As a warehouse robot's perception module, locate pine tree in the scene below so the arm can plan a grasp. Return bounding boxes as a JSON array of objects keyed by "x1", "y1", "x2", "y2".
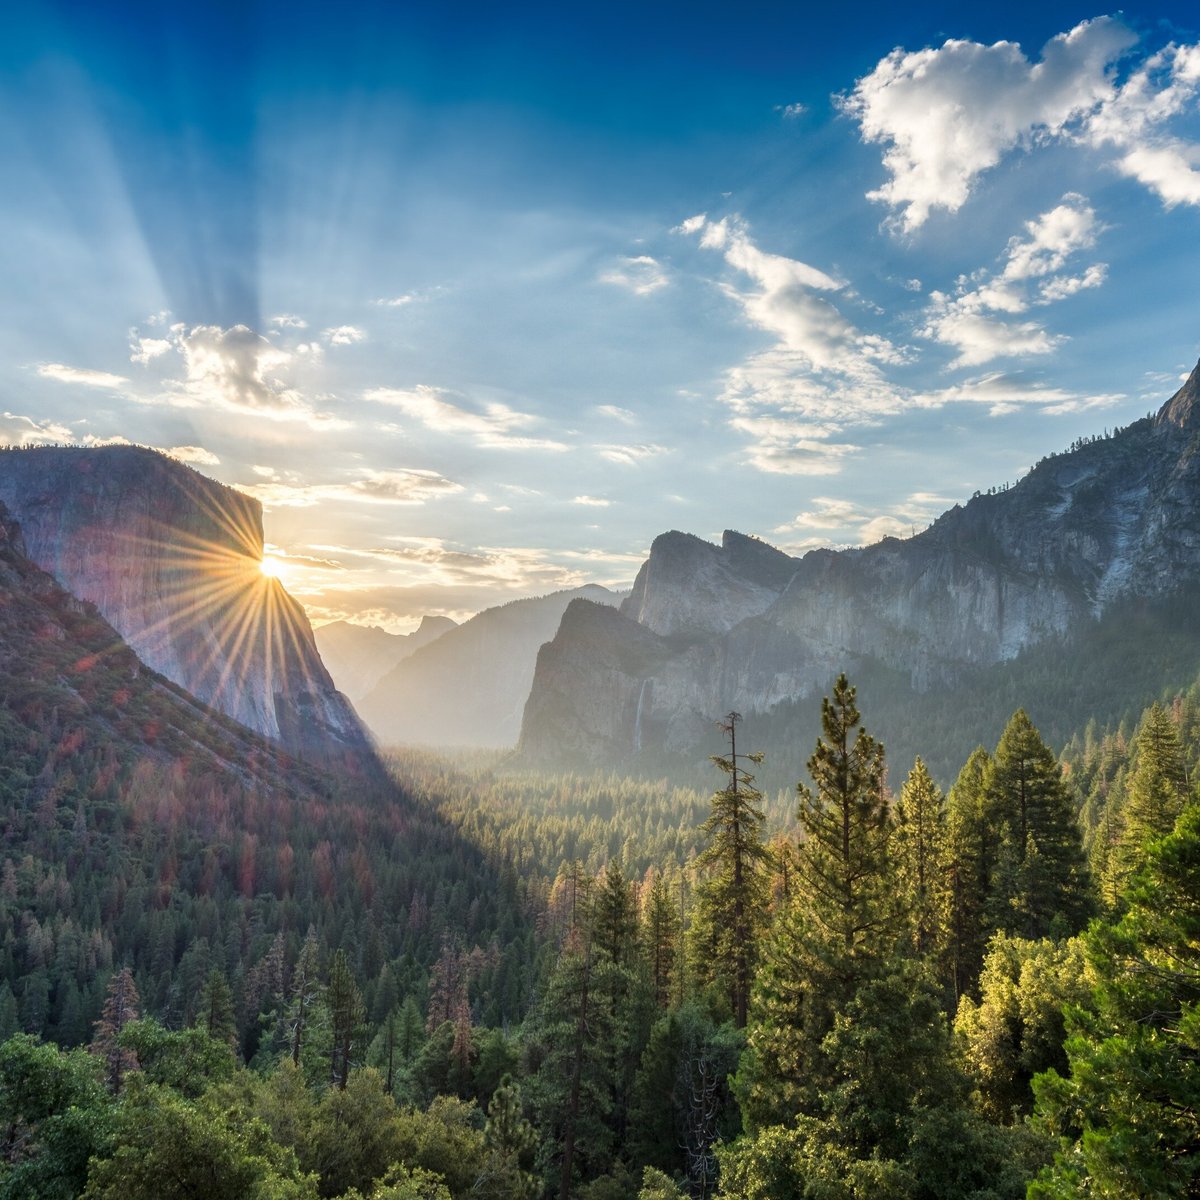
[
  {"x1": 327, "y1": 948, "x2": 365, "y2": 1090},
  {"x1": 985, "y1": 710, "x2": 1092, "y2": 939},
  {"x1": 642, "y1": 871, "x2": 680, "y2": 1010},
  {"x1": 943, "y1": 747, "x2": 994, "y2": 1000},
  {"x1": 91, "y1": 966, "x2": 140, "y2": 1094},
  {"x1": 690, "y1": 712, "x2": 771, "y2": 1027},
  {"x1": 893, "y1": 757, "x2": 946, "y2": 959},
  {"x1": 737, "y1": 675, "x2": 897, "y2": 1130},
  {"x1": 479, "y1": 1077, "x2": 539, "y2": 1200},
  {"x1": 793, "y1": 674, "x2": 894, "y2": 958},
  {"x1": 1105, "y1": 702, "x2": 1189, "y2": 900},
  {"x1": 197, "y1": 967, "x2": 238, "y2": 1051},
  {"x1": 1031, "y1": 801, "x2": 1200, "y2": 1197},
  {"x1": 287, "y1": 930, "x2": 321, "y2": 1069}
]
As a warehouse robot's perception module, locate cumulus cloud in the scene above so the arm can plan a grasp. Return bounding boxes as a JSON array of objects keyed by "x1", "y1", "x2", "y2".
[
  {"x1": 921, "y1": 195, "x2": 1107, "y2": 366},
  {"x1": 324, "y1": 325, "x2": 366, "y2": 346},
  {"x1": 129, "y1": 336, "x2": 172, "y2": 365},
  {"x1": 845, "y1": 19, "x2": 1200, "y2": 228},
  {"x1": 175, "y1": 324, "x2": 304, "y2": 414},
  {"x1": 37, "y1": 363, "x2": 128, "y2": 389},
  {"x1": 1083, "y1": 42, "x2": 1200, "y2": 206},
  {"x1": 240, "y1": 468, "x2": 464, "y2": 508},
  {"x1": 366, "y1": 384, "x2": 568, "y2": 451},
  {"x1": 841, "y1": 18, "x2": 1136, "y2": 230},
  {"x1": 599, "y1": 255, "x2": 669, "y2": 295}
]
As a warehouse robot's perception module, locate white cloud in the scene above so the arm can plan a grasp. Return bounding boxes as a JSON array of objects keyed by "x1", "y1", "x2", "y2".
[
  {"x1": 270, "y1": 314, "x2": 308, "y2": 329},
  {"x1": 572, "y1": 495, "x2": 612, "y2": 507},
  {"x1": 129, "y1": 336, "x2": 172, "y2": 365},
  {"x1": 921, "y1": 195, "x2": 1106, "y2": 365},
  {"x1": 324, "y1": 325, "x2": 366, "y2": 346},
  {"x1": 240, "y1": 468, "x2": 464, "y2": 509},
  {"x1": 366, "y1": 384, "x2": 568, "y2": 451},
  {"x1": 1084, "y1": 42, "x2": 1200, "y2": 207},
  {"x1": 599, "y1": 255, "x2": 669, "y2": 295},
  {"x1": 913, "y1": 372, "x2": 1123, "y2": 416},
  {"x1": 841, "y1": 18, "x2": 1137, "y2": 230},
  {"x1": 595, "y1": 404, "x2": 637, "y2": 424},
  {"x1": 594, "y1": 442, "x2": 667, "y2": 465},
  {"x1": 375, "y1": 294, "x2": 415, "y2": 307},
  {"x1": 165, "y1": 445, "x2": 220, "y2": 465},
  {"x1": 0, "y1": 412, "x2": 74, "y2": 446},
  {"x1": 775, "y1": 491, "x2": 949, "y2": 543},
  {"x1": 778, "y1": 102, "x2": 808, "y2": 118},
  {"x1": 175, "y1": 324, "x2": 305, "y2": 415},
  {"x1": 37, "y1": 363, "x2": 128, "y2": 389}
]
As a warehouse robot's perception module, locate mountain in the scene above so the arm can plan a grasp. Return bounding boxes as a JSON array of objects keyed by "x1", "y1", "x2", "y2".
[
  {"x1": 357, "y1": 584, "x2": 624, "y2": 747},
  {"x1": 314, "y1": 615, "x2": 457, "y2": 703},
  {"x1": 518, "y1": 361, "x2": 1200, "y2": 782},
  {"x1": 0, "y1": 446, "x2": 372, "y2": 770}
]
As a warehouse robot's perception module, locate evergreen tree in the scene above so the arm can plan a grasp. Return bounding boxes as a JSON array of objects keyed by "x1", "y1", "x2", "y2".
[
  {"x1": 90, "y1": 967, "x2": 140, "y2": 1095},
  {"x1": 1031, "y1": 801, "x2": 1200, "y2": 1197},
  {"x1": 984, "y1": 711, "x2": 1092, "y2": 939},
  {"x1": 327, "y1": 949, "x2": 365, "y2": 1090},
  {"x1": 690, "y1": 713, "x2": 771, "y2": 1027},
  {"x1": 1104, "y1": 702, "x2": 1189, "y2": 901},
  {"x1": 478, "y1": 1077, "x2": 539, "y2": 1200},
  {"x1": 288, "y1": 932, "x2": 321, "y2": 1070},
  {"x1": 737, "y1": 676, "x2": 896, "y2": 1130},
  {"x1": 894, "y1": 758, "x2": 946, "y2": 959},
  {"x1": 641, "y1": 871, "x2": 679, "y2": 1011},
  {"x1": 197, "y1": 968, "x2": 238, "y2": 1052},
  {"x1": 943, "y1": 747, "x2": 994, "y2": 1000}
]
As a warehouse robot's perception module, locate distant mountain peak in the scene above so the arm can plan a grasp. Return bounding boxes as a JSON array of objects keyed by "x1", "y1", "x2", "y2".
[{"x1": 1156, "y1": 358, "x2": 1200, "y2": 429}]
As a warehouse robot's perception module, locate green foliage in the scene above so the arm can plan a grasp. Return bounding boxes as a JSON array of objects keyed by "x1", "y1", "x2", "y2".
[
  {"x1": 0, "y1": 1034, "x2": 111, "y2": 1200},
  {"x1": 984, "y1": 711, "x2": 1092, "y2": 940},
  {"x1": 81, "y1": 1076, "x2": 316, "y2": 1200},
  {"x1": 954, "y1": 935, "x2": 1089, "y2": 1123},
  {"x1": 1031, "y1": 801, "x2": 1200, "y2": 1198}
]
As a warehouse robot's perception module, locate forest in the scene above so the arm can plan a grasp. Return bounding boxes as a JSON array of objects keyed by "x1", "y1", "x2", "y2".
[{"x1": 0, "y1": 672, "x2": 1197, "y2": 1199}]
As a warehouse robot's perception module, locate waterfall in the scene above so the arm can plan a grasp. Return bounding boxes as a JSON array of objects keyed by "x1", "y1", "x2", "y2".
[{"x1": 634, "y1": 678, "x2": 649, "y2": 752}]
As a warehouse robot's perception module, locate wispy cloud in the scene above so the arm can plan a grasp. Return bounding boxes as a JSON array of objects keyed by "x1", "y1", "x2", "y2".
[
  {"x1": 239, "y1": 468, "x2": 464, "y2": 508},
  {"x1": 367, "y1": 384, "x2": 568, "y2": 451},
  {"x1": 37, "y1": 363, "x2": 128, "y2": 389},
  {"x1": 593, "y1": 442, "x2": 667, "y2": 465},
  {"x1": 165, "y1": 445, "x2": 220, "y2": 465},
  {"x1": 599, "y1": 255, "x2": 669, "y2": 295},
  {"x1": 324, "y1": 325, "x2": 366, "y2": 346}
]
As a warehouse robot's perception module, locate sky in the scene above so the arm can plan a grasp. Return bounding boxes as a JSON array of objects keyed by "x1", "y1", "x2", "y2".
[{"x1": 2, "y1": 0, "x2": 1199, "y2": 631}]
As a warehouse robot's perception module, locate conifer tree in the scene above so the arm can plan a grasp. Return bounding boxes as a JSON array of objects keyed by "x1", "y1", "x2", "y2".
[
  {"x1": 91, "y1": 966, "x2": 140, "y2": 1094},
  {"x1": 288, "y1": 931, "x2": 321, "y2": 1069},
  {"x1": 197, "y1": 967, "x2": 238, "y2": 1051},
  {"x1": 985, "y1": 710, "x2": 1091, "y2": 939},
  {"x1": 690, "y1": 712, "x2": 771, "y2": 1027},
  {"x1": 943, "y1": 747, "x2": 994, "y2": 999},
  {"x1": 737, "y1": 675, "x2": 896, "y2": 1130},
  {"x1": 1031, "y1": 801, "x2": 1200, "y2": 1197},
  {"x1": 327, "y1": 948, "x2": 365, "y2": 1090},
  {"x1": 1105, "y1": 702, "x2": 1189, "y2": 901},
  {"x1": 894, "y1": 757, "x2": 946, "y2": 959},
  {"x1": 642, "y1": 871, "x2": 680, "y2": 1010}
]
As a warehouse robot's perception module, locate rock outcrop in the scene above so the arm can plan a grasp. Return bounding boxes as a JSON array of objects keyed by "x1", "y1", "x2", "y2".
[
  {"x1": 0, "y1": 446, "x2": 373, "y2": 770},
  {"x1": 518, "y1": 360, "x2": 1200, "y2": 771}
]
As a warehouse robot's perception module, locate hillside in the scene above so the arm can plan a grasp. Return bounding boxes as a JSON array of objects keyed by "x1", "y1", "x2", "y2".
[{"x1": 314, "y1": 615, "x2": 457, "y2": 703}]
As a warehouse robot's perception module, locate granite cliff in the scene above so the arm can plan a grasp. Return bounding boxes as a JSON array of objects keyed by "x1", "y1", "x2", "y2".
[
  {"x1": 0, "y1": 446, "x2": 373, "y2": 770},
  {"x1": 519, "y1": 360, "x2": 1200, "y2": 775}
]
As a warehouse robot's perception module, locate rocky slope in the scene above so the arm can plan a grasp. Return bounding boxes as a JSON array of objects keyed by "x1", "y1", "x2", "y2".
[
  {"x1": 358, "y1": 585, "x2": 623, "y2": 747},
  {"x1": 314, "y1": 615, "x2": 457, "y2": 703},
  {"x1": 0, "y1": 446, "x2": 373, "y2": 770},
  {"x1": 519, "y1": 360, "x2": 1200, "y2": 774}
]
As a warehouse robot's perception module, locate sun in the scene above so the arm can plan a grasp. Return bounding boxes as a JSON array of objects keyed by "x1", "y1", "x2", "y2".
[{"x1": 260, "y1": 555, "x2": 286, "y2": 580}]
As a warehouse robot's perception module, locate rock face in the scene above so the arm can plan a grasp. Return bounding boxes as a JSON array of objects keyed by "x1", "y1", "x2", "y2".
[
  {"x1": 315, "y1": 615, "x2": 457, "y2": 703},
  {"x1": 0, "y1": 446, "x2": 373, "y2": 770},
  {"x1": 358, "y1": 585, "x2": 623, "y2": 747},
  {"x1": 518, "y1": 361, "x2": 1200, "y2": 769}
]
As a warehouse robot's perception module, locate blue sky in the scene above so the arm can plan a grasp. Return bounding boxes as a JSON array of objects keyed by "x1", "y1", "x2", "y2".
[{"x1": 2, "y1": 1, "x2": 1199, "y2": 629}]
